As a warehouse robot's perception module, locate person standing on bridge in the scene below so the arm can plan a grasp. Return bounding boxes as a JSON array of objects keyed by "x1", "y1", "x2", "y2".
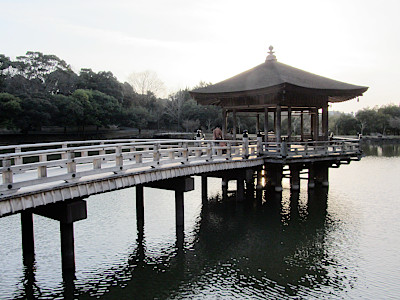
[{"x1": 213, "y1": 126, "x2": 223, "y2": 141}]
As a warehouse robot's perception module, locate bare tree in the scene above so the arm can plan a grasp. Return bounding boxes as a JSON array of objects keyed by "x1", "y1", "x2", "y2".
[
  {"x1": 164, "y1": 90, "x2": 187, "y2": 131},
  {"x1": 182, "y1": 119, "x2": 200, "y2": 132},
  {"x1": 127, "y1": 70, "x2": 166, "y2": 97}
]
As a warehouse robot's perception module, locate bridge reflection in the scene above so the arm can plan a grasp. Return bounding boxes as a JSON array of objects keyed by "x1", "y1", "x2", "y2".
[{"x1": 15, "y1": 186, "x2": 347, "y2": 299}]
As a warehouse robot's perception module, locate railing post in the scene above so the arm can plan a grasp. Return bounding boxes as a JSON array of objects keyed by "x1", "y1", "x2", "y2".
[
  {"x1": 281, "y1": 139, "x2": 287, "y2": 157},
  {"x1": 99, "y1": 142, "x2": 106, "y2": 156},
  {"x1": 2, "y1": 159, "x2": 13, "y2": 188},
  {"x1": 15, "y1": 147, "x2": 23, "y2": 165},
  {"x1": 153, "y1": 143, "x2": 160, "y2": 165},
  {"x1": 93, "y1": 158, "x2": 102, "y2": 169},
  {"x1": 226, "y1": 142, "x2": 232, "y2": 159},
  {"x1": 38, "y1": 165, "x2": 47, "y2": 178},
  {"x1": 169, "y1": 148, "x2": 175, "y2": 160},
  {"x1": 116, "y1": 145, "x2": 123, "y2": 168},
  {"x1": 242, "y1": 130, "x2": 249, "y2": 158},
  {"x1": 135, "y1": 153, "x2": 143, "y2": 164},
  {"x1": 62, "y1": 143, "x2": 68, "y2": 159},
  {"x1": 182, "y1": 142, "x2": 189, "y2": 162},
  {"x1": 67, "y1": 151, "x2": 76, "y2": 177},
  {"x1": 207, "y1": 142, "x2": 213, "y2": 161},
  {"x1": 257, "y1": 131, "x2": 263, "y2": 156}
]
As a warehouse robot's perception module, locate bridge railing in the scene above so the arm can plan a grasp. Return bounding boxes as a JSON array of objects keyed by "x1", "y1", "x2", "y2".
[
  {"x1": 0, "y1": 139, "x2": 259, "y2": 194},
  {"x1": 261, "y1": 138, "x2": 361, "y2": 158},
  {"x1": 0, "y1": 137, "x2": 361, "y2": 195}
]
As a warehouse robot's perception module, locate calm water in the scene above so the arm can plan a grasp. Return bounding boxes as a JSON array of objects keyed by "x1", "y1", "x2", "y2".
[{"x1": 1, "y1": 144, "x2": 400, "y2": 299}]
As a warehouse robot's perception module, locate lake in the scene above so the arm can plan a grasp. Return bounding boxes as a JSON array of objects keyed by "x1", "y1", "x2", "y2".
[{"x1": 0, "y1": 144, "x2": 399, "y2": 299}]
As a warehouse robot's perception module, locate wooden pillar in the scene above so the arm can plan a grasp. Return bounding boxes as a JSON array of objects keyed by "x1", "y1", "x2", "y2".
[
  {"x1": 136, "y1": 185, "x2": 144, "y2": 223},
  {"x1": 232, "y1": 109, "x2": 237, "y2": 140},
  {"x1": 237, "y1": 178, "x2": 245, "y2": 202},
  {"x1": 300, "y1": 110, "x2": 304, "y2": 141},
  {"x1": 222, "y1": 177, "x2": 228, "y2": 200},
  {"x1": 322, "y1": 101, "x2": 329, "y2": 141},
  {"x1": 201, "y1": 175, "x2": 208, "y2": 204},
  {"x1": 308, "y1": 165, "x2": 315, "y2": 189},
  {"x1": 276, "y1": 105, "x2": 282, "y2": 142},
  {"x1": 222, "y1": 109, "x2": 227, "y2": 139},
  {"x1": 290, "y1": 164, "x2": 301, "y2": 191},
  {"x1": 60, "y1": 222, "x2": 75, "y2": 271},
  {"x1": 287, "y1": 106, "x2": 292, "y2": 142},
  {"x1": 21, "y1": 211, "x2": 35, "y2": 263},
  {"x1": 275, "y1": 165, "x2": 283, "y2": 192},
  {"x1": 175, "y1": 190, "x2": 184, "y2": 228},
  {"x1": 264, "y1": 107, "x2": 269, "y2": 142},
  {"x1": 315, "y1": 163, "x2": 329, "y2": 187},
  {"x1": 314, "y1": 108, "x2": 319, "y2": 141},
  {"x1": 310, "y1": 110, "x2": 314, "y2": 140}
]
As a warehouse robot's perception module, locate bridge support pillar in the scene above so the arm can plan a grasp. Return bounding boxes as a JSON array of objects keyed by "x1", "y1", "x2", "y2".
[
  {"x1": 237, "y1": 177, "x2": 245, "y2": 202},
  {"x1": 290, "y1": 165, "x2": 301, "y2": 191},
  {"x1": 222, "y1": 177, "x2": 228, "y2": 200},
  {"x1": 201, "y1": 175, "x2": 208, "y2": 204},
  {"x1": 60, "y1": 222, "x2": 75, "y2": 272},
  {"x1": 274, "y1": 165, "x2": 283, "y2": 192},
  {"x1": 34, "y1": 199, "x2": 87, "y2": 272},
  {"x1": 144, "y1": 177, "x2": 194, "y2": 229},
  {"x1": 21, "y1": 211, "x2": 35, "y2": 264},
  {"x1": 308, "y1": 165, "x2": 315, "y2": 189},
  {"x1": 136, "y1": 185, "x2": 144, "y2": 224},
  {"x1": 315, "y1": 163, "x2": 329, "y2": 187},
  {"x1": 175, "y1": 190, "x2": 184, "y2": 228}
]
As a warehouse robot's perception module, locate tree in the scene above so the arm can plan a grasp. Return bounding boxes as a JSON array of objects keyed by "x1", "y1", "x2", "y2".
[
  {"x1": 0, "y1": 54, "x2": 12, "y2": 91},
  {"x1": 182, "y1": 119, "x2": 200, "y2": 132},
  {"x1": 165, "y1": 89, "x2": 190, "y2": 130},
  {"x1": 13, "y1": 51, "x2": 71, "y2": 81},
  {"x1": 16, "y1": 97, "x2": 57, "y2": 133},
  {"x1": 356, "y1": 108, "x2": 378, "y2": 135},
  {"x1": 127, "y1": 70, "x2": 165, "y2": 97},
  {"x1": 0, "y1": 93, "x2": 22, "y2": 129},
  {"x1": 45, "y1": 69, "x2": 78, "y2": 95},
  {"x1": 52, "y1": 94, "x2": 83, "y2": 132},
  {"x1": 120, "y1": 106, "x2": 149, "y2": 134},
  {"x1": 335, "y1": 113, "x2": 360, "y2": 135},
  {"x1": 78, "y1": 69, "x2": 124, "y2": 102}
]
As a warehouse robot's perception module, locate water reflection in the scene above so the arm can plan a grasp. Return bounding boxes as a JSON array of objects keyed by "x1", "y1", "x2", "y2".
[
  {"x1": 362, "y1": 143, "x2": 400, "y2": 157},
  {"x1": 11, "y1": 186, "x2": 356, "y2": 299},
  {"x1": 62, "y1": 187, "x2": 348, "y2": 299}
]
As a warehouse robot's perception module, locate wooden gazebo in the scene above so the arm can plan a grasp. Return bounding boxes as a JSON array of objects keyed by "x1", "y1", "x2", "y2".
[{"x1": 190, "y1": 46, "x2": 368, "y2": 142}]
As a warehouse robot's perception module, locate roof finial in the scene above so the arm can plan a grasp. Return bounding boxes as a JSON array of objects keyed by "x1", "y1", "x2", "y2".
[{"x1": 266, "y1": 45, "x2": 277, "y2": 62}]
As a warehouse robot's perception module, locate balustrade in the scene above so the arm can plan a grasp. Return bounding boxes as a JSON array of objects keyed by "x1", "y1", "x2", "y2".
[{"x1": 0, "y1": 137, "x2": 361, "y2": 195}]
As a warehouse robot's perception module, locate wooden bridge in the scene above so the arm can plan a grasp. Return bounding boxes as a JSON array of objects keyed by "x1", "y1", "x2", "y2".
[
  {"x1": 0, "y1": 136, "x2": 361, "y2": 216},
  {"x1": 0, "y1": 136, "x2": 362, "y2": 272}
]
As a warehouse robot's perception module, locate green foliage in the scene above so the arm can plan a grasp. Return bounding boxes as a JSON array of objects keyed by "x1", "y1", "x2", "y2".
[{"x1": 0, "y1": 93, "x2": 22, "y2": 129}]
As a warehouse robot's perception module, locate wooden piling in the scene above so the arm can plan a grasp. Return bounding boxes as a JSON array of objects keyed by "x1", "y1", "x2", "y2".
[{"x1": 21, "y1": 211, "x2": 35, "y2": 263}]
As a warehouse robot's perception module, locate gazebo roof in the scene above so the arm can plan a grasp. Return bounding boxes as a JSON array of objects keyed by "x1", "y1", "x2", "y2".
[{"x1": 190, "y1": 46, "x2": 368, "y2": 107}]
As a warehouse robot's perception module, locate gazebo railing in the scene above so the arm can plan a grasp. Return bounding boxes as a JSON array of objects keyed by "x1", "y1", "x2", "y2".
[{"x1": 261, "y1": 137, "x2": 361, "y2": 158}]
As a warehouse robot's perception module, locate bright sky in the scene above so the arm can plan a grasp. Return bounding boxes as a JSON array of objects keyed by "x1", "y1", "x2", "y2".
[{"x1": 2, "y1": 0, "x2": 400, "y2": 112}]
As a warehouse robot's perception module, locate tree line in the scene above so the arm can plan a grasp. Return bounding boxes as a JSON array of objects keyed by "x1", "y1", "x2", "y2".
[
  {"x1": 1, "y1": 51, "x2": 399, "y2": 136},
  {"x1": 0, "y1": 51, "x2": 228, "y2": 134}
]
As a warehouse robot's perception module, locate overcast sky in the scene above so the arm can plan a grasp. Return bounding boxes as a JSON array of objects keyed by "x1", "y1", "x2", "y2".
[{"x1": 2, "y1": 0, "x2": 400, "y2": 112}]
